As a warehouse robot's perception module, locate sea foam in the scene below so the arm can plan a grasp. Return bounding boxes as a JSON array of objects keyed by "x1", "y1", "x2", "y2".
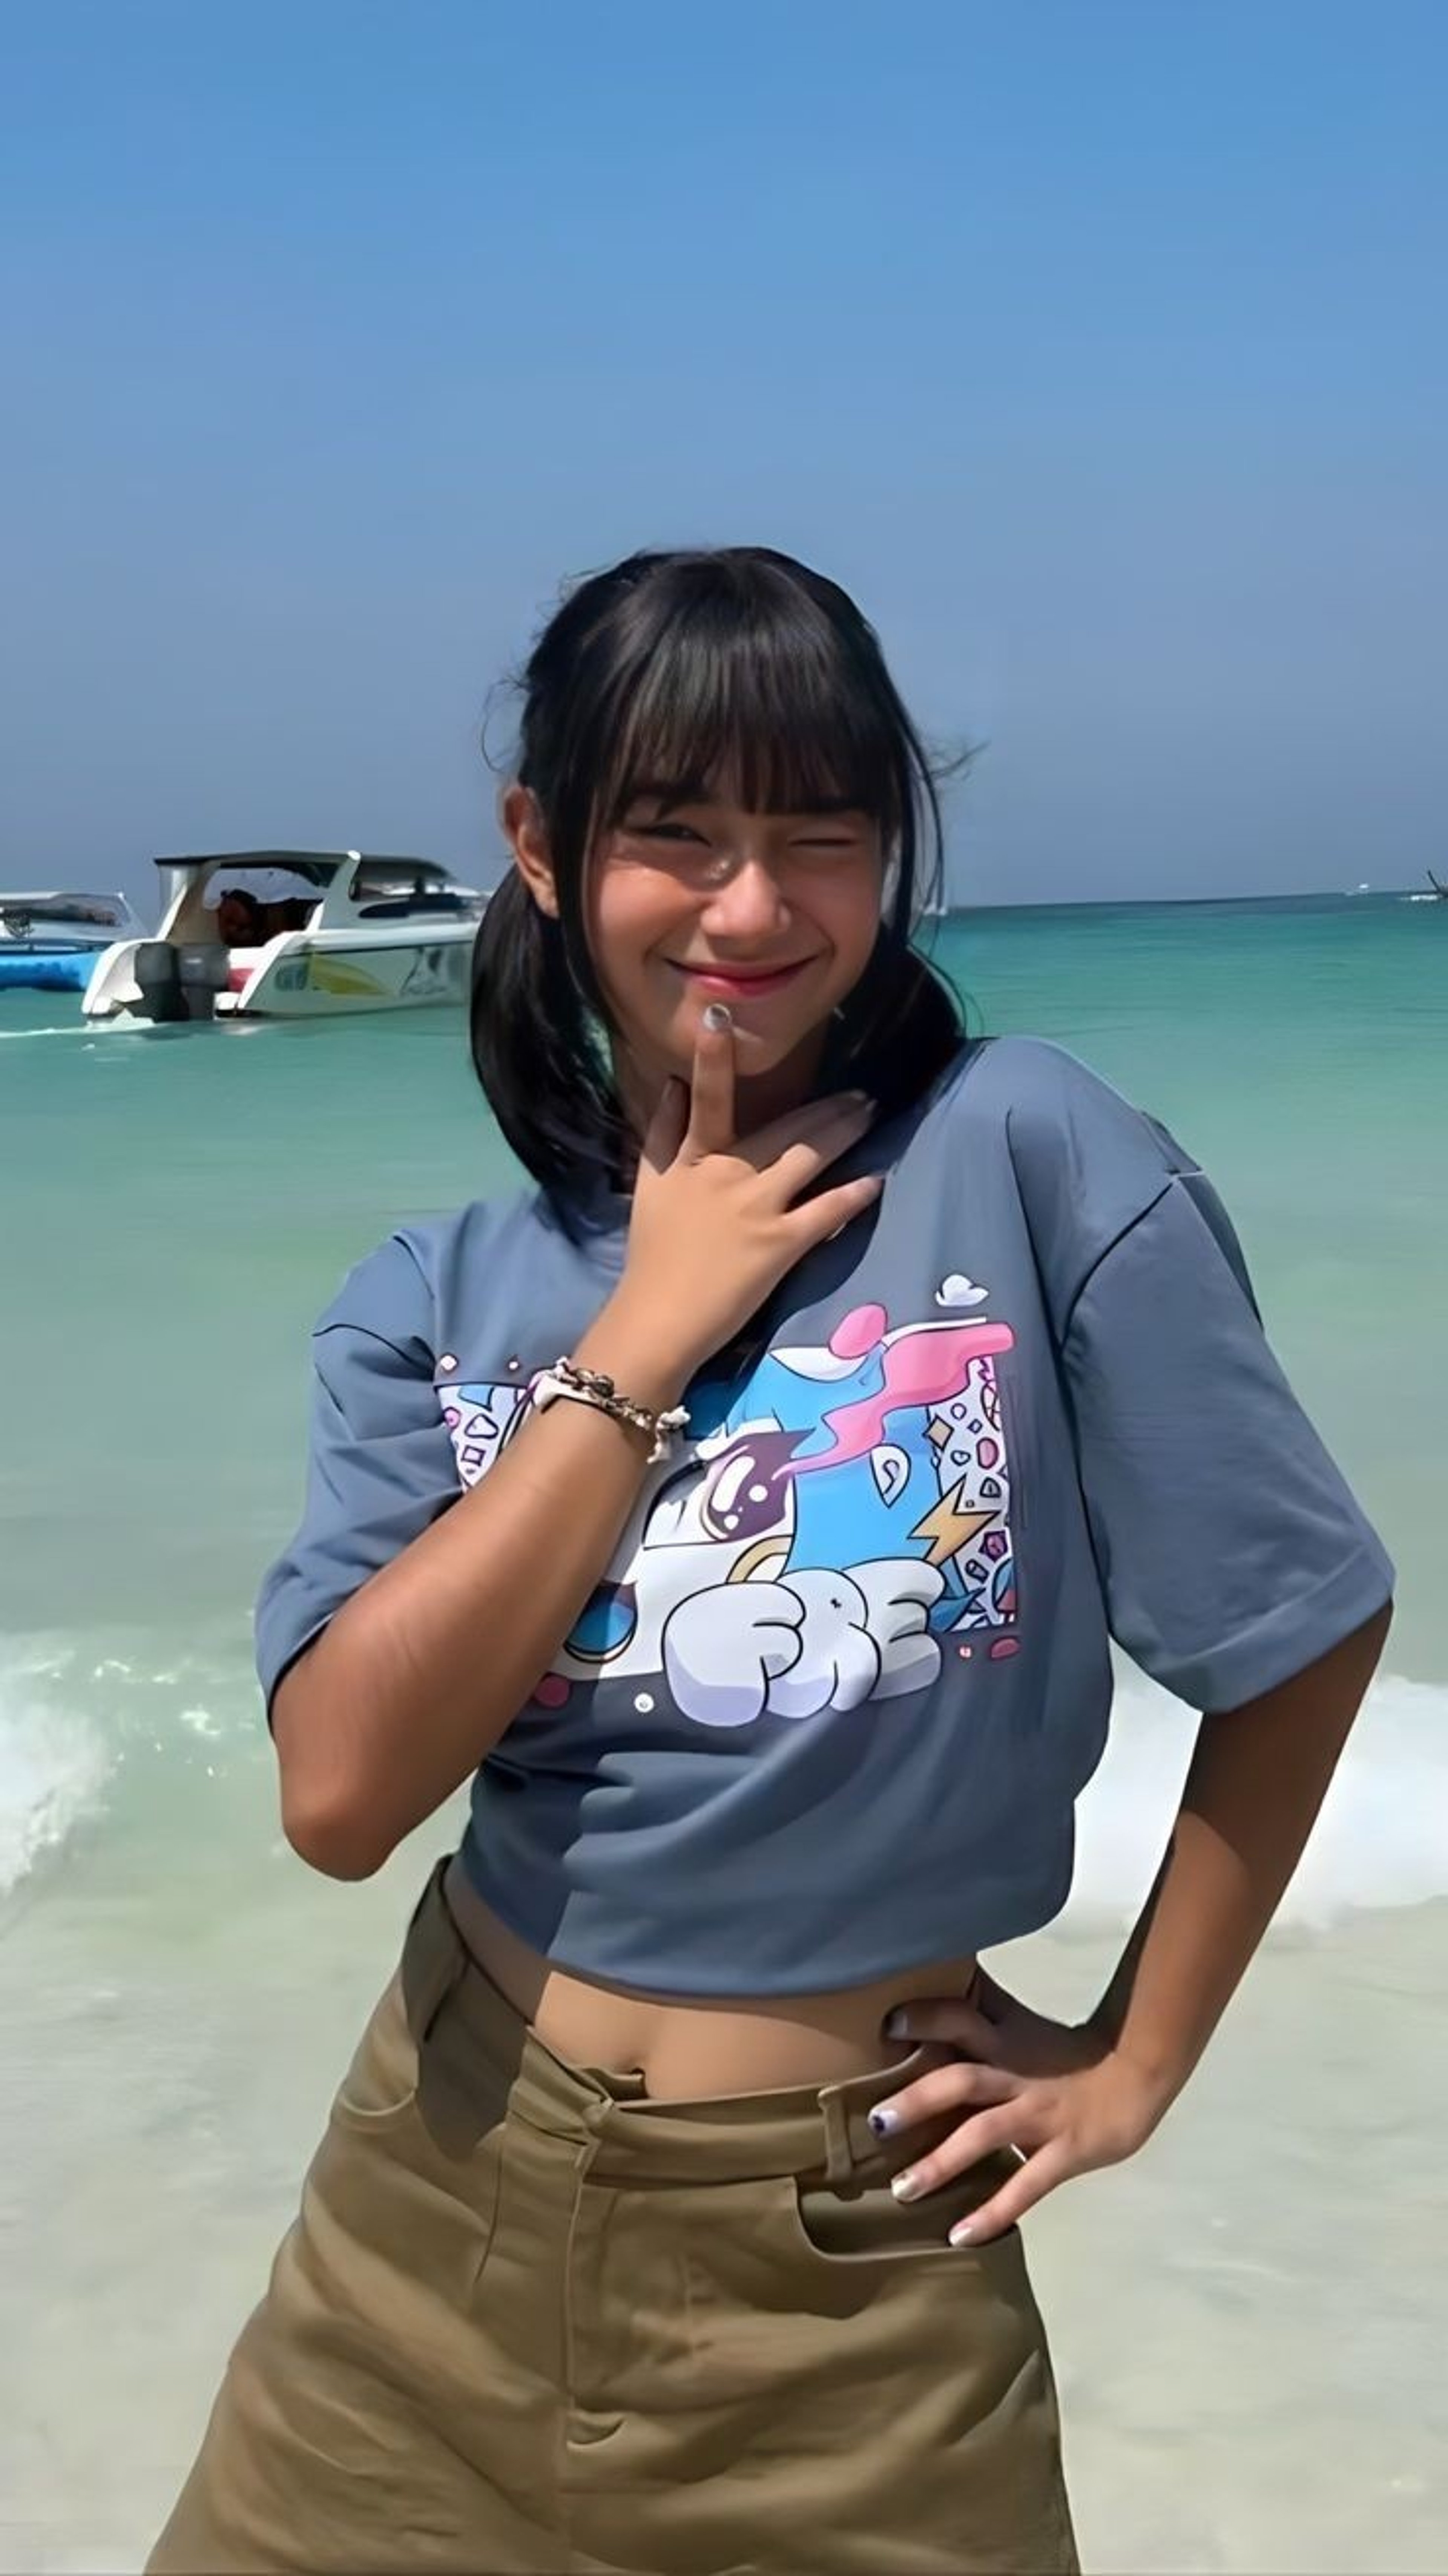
[
  {"x1": 0, "y1": 1656, "x2": 112, "y2": 1898},
  {"x1": 2, "y1": 1646, "x2": 1445, "y2": 1925},
  {"x1": 1069, "y1": 1667, "x2": 1448, "y2": 1930}
]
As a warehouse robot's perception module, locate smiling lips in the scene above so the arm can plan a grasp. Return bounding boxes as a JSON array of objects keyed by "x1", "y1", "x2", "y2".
[{"x1": 673, "y1": 959, "x2": 816, "y2": 998}]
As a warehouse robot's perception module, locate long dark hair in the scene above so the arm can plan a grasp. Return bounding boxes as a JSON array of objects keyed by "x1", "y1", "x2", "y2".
[{"x1": 471, "y1": 547, "x2": 965, "y2": 1210}]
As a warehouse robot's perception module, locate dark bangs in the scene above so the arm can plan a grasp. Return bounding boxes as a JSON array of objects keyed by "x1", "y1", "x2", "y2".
[
  {"x1": 471, "y1": 547, "x2": 965, "y2": 1215},
  {"x1": 589, "y1": 557, "x2": 916, "y2": 852}
]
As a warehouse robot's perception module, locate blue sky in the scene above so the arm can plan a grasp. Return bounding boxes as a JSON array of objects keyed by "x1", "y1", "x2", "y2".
[{"x1": 3, "y1": 0, "x2": 1443, "y2": 906}]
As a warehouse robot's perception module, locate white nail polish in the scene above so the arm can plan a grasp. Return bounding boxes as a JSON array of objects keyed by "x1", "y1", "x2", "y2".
[
  {"x1": 949, "y1": 2220, "x2": 976, "y2": 2246},
  {"x1": 890, "y1": 2169, "x2": 922, "y2": 2203}
]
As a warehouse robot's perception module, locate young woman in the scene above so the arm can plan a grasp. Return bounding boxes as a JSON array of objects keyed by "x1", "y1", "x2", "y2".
[{"x1": 149, "y1": 548, "x2": 1393, "y2": 2575}]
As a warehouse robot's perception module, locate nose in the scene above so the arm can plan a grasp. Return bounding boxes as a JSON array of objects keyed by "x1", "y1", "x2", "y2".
[{"x1": 699, "y1": 854, "x2": 789, "y2": 941}]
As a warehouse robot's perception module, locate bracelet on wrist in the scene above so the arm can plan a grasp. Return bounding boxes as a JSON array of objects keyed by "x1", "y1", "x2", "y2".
[{"x1": 529, "y1": 1356, "x2": 690, "y2": 1466}]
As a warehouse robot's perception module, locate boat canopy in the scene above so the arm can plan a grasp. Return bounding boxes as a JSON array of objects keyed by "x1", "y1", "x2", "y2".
[
  {"x1": 153, "y1": 850, "x2": 471, "y2": 914},
  {"x1": 148, "y1": 849, "x2": 485, "y2": 942},
  {"x1": 152, "y1": 849, "x2": 451, "y2": 884}
]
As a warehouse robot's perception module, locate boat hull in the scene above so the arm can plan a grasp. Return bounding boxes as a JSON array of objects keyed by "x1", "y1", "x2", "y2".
[
  {"x1": 83, "y1": 924, "x2": 477, "y2": 1024},
  {"x1": 225, "y1": 934, "x2": 473, "y2": 1016}
]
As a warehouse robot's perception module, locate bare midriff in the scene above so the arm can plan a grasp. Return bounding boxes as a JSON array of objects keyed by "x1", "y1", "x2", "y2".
[{"x1": 443, "y1": 1859, "x2": 979, "y2": 2099}]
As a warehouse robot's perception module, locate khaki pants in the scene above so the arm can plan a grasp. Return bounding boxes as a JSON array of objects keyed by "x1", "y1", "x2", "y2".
[{"x1": 150, "y1": 1865, "x2": 1078, "y2": 2574}]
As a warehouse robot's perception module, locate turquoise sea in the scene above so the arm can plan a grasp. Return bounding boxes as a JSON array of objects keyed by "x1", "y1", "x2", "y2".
[{"x1": 2, "y1": 891, "x2": 1445, "y2": 2572}]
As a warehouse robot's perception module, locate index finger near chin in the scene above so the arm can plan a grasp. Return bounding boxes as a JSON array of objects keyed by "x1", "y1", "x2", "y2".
[{"x1": 687, "y1": 1010, "x2": 736, "y2": 1154}]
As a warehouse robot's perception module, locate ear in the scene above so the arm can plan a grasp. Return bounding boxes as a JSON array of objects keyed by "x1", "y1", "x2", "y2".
[{"x1": 501, "y1": 783, "x2": 560, "y2": 920}]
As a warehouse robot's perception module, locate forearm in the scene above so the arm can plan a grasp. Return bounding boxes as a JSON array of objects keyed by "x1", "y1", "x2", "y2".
[
  {"x1": 1091, "y1": 1603, "x2": 1391, "y2": 2115},
  {"x1": 274, "y1": 1293, "x2": 687, "y2": 1876}
]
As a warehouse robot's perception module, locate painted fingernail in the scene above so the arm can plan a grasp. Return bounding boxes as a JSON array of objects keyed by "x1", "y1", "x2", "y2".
[
  {"x1": 890, "y1": 2168, "x2": 923, "y2": 2203},
  {"x1": 948, "y1": 2220, "x2": 976, "y2": 2247},
  {"x1": 702, "y1": 1002, "x2": 732, "y2": 1031},
  {"x1": 867, "y1": 2105, "x2": 899, "y2": 2138},
  {"x1": 883, "y1": 2009, "x2": 910, "y2": 2039}
]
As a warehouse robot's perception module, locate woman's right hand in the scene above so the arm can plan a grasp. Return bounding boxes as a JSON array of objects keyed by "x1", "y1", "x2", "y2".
[{"x1": 608, "y1": 1010, "x2": 883, "y2": 1390}]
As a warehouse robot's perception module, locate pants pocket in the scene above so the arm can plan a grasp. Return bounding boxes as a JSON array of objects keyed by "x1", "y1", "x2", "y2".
[
  {"x1": 789, "y1": 2151, "x2": 1024, "y2": 2267},
  {"x1": 311, "y1": 1986, "x2": 511, "y2": 2306},
  {"x1": 672, "y1": 2172, "x2": 1077, "y2": 2569},
  {"x1": 331, "y1": 1970, "x2": 420, "y2": 2132},
  {"x1": 323, "y1": 1955, "x2": 517, "y2": 2260}
]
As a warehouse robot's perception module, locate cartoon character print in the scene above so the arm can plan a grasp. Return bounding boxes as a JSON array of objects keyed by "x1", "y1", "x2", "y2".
[
  {"x1": 436, "y1": 1360, "x2": 531, "y2": 1485},
  {"x1": 435, "y1": 1277, "x2": 1022, "y2": 1730}
]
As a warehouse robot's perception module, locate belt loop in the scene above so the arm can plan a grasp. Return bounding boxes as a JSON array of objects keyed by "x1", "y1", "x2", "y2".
[{"x1": 819, "y1": 2089, "x2": 858, "y2": 2188}]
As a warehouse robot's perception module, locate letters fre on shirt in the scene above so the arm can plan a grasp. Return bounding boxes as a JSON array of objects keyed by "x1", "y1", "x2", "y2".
[{"x1": 257, "y1": 1038, "x2": 1393, "y2": 1997}]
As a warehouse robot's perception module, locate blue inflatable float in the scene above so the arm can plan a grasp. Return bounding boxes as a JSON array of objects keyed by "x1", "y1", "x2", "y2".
[{"x1": 0, "y1": 952, "x2": 95, "y2": 993}]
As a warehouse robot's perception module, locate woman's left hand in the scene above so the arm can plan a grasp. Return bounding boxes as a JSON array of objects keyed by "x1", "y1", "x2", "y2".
[{"x1": 873, "y1": 1968, "x2": 1172, "y2": 2244}]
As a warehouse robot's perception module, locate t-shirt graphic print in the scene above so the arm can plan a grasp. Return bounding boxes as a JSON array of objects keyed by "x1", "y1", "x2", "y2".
[{"x1": 437, "y1": 1280, "x2": 1022, "y2": 1733}]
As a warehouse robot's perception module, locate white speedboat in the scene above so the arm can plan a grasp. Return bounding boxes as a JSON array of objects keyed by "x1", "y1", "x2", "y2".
[
  {"x1": 0, "y1": 889, "x2": 146, "y2": 992},
  {"x1": 83, "y1": 850, "x2": 488, "y2": 1025}
]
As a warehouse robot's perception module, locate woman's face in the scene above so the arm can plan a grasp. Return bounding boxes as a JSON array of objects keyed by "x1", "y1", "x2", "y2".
[{"x1": 584, "y1": 793, "x2": 885, "y2": 1095}]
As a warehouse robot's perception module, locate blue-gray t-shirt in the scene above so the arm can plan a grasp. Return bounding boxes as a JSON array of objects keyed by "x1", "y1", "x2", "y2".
[{"x1": 256, "y1": 1037, "x2": 1393, "y2": 1995}]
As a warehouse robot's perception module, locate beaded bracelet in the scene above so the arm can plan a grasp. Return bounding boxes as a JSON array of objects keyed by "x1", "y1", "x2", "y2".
[{"x1": 530, "y1": 1356, "x2": 691, "y2": 1466}]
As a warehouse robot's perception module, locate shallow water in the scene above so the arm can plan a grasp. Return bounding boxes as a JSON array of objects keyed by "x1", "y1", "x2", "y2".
[{"x1": 2, "y1": 892, "x2": 1444, "y2": 2569}]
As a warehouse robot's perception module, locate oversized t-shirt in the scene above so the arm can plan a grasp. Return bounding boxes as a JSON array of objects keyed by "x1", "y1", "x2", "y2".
[{"x1": 256, "y1": 1036, "x2": 1393, "y2": 1994}]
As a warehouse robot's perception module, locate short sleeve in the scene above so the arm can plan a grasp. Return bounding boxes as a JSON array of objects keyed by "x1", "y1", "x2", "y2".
[
  {"x1": 998, "y1": 1036, "x2": 1207, "y2": 1334},
  {"x1": 254, "y1": 1235, "x2": 460, "y2": 1714},
  {"x1": 1062, "y1": 1176, "x2": 1394, "y2": 1709}
]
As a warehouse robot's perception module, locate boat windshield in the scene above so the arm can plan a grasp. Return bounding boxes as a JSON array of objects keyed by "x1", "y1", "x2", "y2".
[{"x1": 347, "y1": 860, "x2": 475, "y2": 918}]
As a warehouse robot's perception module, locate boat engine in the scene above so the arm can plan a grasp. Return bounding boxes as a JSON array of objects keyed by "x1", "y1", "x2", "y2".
[{"x1": 133, "y1": 940, "x2": 232, "y2": 1022}]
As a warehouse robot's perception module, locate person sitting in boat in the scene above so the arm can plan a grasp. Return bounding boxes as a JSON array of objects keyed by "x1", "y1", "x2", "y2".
[
  {"x1": 215, "y1": 886, "x2": 268, "y2": 948},
  {"x1": 267, "y1": 895, "x2": 314, "y2": 932}
]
